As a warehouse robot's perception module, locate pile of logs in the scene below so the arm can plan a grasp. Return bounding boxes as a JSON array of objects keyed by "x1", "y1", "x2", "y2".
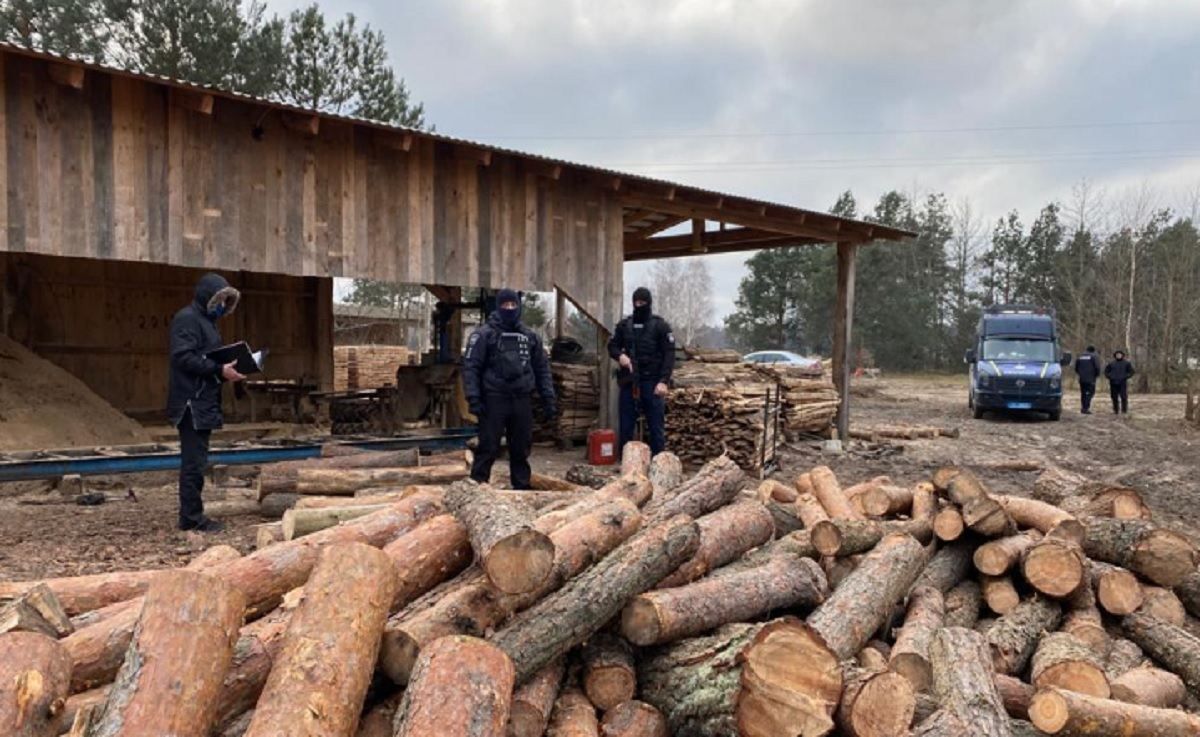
[
  {"x1": 666, "y1": 362, "x2": 780, "y2": 474},
  {"x1": 534, "y1": 362, "x2": 601, "y2": 443},
  {"x1": 5, "y1": 447, "x2": 1200, "y2": 737}
]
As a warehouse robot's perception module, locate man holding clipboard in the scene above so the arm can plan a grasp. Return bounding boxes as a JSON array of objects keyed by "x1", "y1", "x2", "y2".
[{"x1": 167, "y1": 273, "x2": 248, "y2": 532}]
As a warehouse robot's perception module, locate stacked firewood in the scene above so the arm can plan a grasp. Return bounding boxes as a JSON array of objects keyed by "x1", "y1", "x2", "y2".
[
  {"x1": 334, "y1": 345, "x2": 411, "y2": 391},
  {"x1": 666, "y1": 361, "x2": 780, "y2": 474},
  {"x1": 754, "y1": 369, "x2": 839, "y2": 437},
  {"x1": 533, "y1": 362, "x2": 601, "y2": 443},
  {"x1": 6, "y1": 447, "x2": 1200, "y2": 737}
]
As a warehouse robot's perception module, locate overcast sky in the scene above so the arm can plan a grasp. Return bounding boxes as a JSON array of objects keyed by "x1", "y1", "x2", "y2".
[{"x1": 269, "y1": 0, "x2": 1200, "y2": 319}]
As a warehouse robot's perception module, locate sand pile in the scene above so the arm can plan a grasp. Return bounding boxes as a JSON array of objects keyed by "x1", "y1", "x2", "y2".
[{"x1": 0, "y1": 334, "x2": 150, "y2": 451}]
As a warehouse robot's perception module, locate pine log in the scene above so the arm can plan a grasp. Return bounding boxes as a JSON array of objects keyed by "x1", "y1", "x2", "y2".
[
  {"x1": 638, "y1": 618, "x2": 843, "y2": 737},
  {"x1": 599, "y1": 701, "x2": 667, "y2": 737},
  {"x1": 356, "y1": 693, "x2": 403, "y2": 737},
  {"x1": 1110, "y1": 666, "x2": 1187, "y2": 709},
  {"x1": 1029, "y1": 687, "x2": 1200, "y2": 735},
  {"x1": 379, "y1": 497, "x2": 641, "y2": 684},
  {"x1": 1031, "y1": 632, "x2": 1111, "y2": 698},
  {"x1": 244, "y1": 542, "x2": 397, "y2": 737},
  {"x1": 0, "y1": 571, "x2": 158, "y2": 618},
  {"x1": 641, "y1": 456, "x2": 744, "y2": 524},
  {"x1": 254, "y1": 523, "x2": 283, "y2": 549},
  {"x1": 392, "y1": 635, "x2": 515, "y2": 737},
  {"x1": 809, "y1": 465, "x2": 865, "y2": 520},
  {"x1": 1121, "y1": 610, "x2": 1200, "y2": 697},
  {"x1": 807, "y1": 533, "x2": 928, "y2": 660},
  {"x1": 0, "y1": 584, "x2": 72, "y2": 638},
  {"x1": 622, "y1": 554, "x2": 827, "y2": 646},
  {"x1": 810, "y1": 517, "x2": 933, "y2": 558},
  {"x1": 255, "y1": 447, "x2": 424, "y2": 499},
  {"x1": 211, "y1": 606, "x2": 292, "y2": 735},
  {"x1": 1138, "y1": 586, "x2": 1187, "y2": 626},
  {"x1": 821, "y1": 555, "x2": 862, "y2": 590},
  {"x1": 1176, "y1": 569, "x2": 1200, "y2": 619},
  {"x1": 1033, "y1": 467, "x2": 1089, "y2": 506},
  {"x1": 82, "y1": 571, "x2": 244, "y2": 737},
  {"x1": 1022, "y1": 536, "x2": 1088, "y2": 599},
  {"x1": 582, "y1": 635, "x2": 637, "y2": 711},
  {"x1": 293, "y1": 464, "x2": 467, "y2": 495},
  {"x1": 648, "y1": 453, "x2": 684, "y2": 498},
  {"x1": 889, "y1": 586, "x2": 945, "y2": 692},
  {"x1": 60, "y1": 687, "x2": 106, "y2": 737},
  {"x1": 258, "y1": 492, "x2": 299, "y2": 518},
  {"x1": 1106, "y1": 639, "x2": 1148, "y2": 680},
  {"x1": 836, "y1": 666, "x2": 915, "y2": 737},
  {"x1": 529, "y1": 473, "x2": 588, "y2": 493},
  {"x1": 923, "y1": 627, "x2": 1013, "y2": 737},
  {"x1": 994, "y1": 495, "x2": 1085, "y2": 542},
  {"x1": 1060, "y1": 486, "x2": 1151, "y2": 521},
  {"x1": 1093, "y1": 561, "x2": 1146, "y2": 616},
  {"x1": 657, "y1": 500, "x2": 775, "y2": 589},
  {"x1": 982, "y1": 575, "x2": 1022, "y2": 615},
  {"x1": 546, "y1": 687, "x2": 599, "y2": 737},
  {"x1": 383, "y1": 514, "x2": 472, "y2": 610},
  {"x1": 795, "y1": 493, "x2": 831, "y2": 528},
  {"x1": 913, "y1": 542, "x2": 973, "y2": 594},
  {"x1": 620, "y1": 442, "x2": 653, "y2": 478},
  {"x1": 281, "y1": 504, "x2": 391, "y2": 540},
  {"x1": 859, "y1": 481, "x2": 910, "y2": 518},
  {"x1": 508, "y1": 660, "x2": 565, "y2": 737},
  {"x1": 0, "y1": 632, "x2": 71, "y2": 737},
  {"x1": 491, "y1": 515, "x2": 700, "y2": 682},
  {"x1": 937, "y1": 468, "x2": 1015, "y2": 537},
  {"x1": 758, "y1": 478, "x2": 798, "y2": 504},
  {"x1": 1062, "y1": 605, "x2": 1110, "y2": 656},
  {"x1": 975, "y1": 530, "x2": 1043, "y2": 576},
  {"x1": 932, "y1": 505, "x2": 964, "y2": 542},
  {"x1": 986, "y1": 597, "x2": 1064, "y2": 674},
  {"x1": 995, "y1": 673, "x2": 1037, "y2": 720},
  {"x1": 795, "y1": 471, "x2": 815, "y2": 496},
  {"x1": 858, "y1": 644, "x2": 890, "y2": 672},
  {"x1": 1083, "y1": 517, "x2": 1199, "y2": 587},
  {"x1": 943, "y1": 580, "x2": 982, "y2": 629},
  {"x1": 764, "y1": 500, "x2": 805, "y2": 537},
  {"x1": 446, "y1": 481, "x2": 555, "y2": 595}
]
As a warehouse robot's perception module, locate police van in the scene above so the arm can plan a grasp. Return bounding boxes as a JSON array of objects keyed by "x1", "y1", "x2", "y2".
[{"x1": 965, "y1": 305, "x2": 1072, "y2": 421}]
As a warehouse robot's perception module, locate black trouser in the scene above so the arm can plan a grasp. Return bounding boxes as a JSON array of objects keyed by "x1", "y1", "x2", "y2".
[
  {"x1": 619, "y1": 379, "x2": 666, "y2": 455},
  {"x1": 178, "y1": 407, "x2": 211, "y2": 529},
  {"x1": 471, "y1": 393, "x2": 534, "y2": 489},
  {"x1": 1110, "y1": 381, "x2": 1129, "y2": 414},
  {"x1": 1079, "y1": 381, "x2": 1096, "y2": 412}
]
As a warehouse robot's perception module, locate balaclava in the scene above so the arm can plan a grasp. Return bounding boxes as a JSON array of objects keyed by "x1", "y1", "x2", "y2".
[
  {"x1": 632, "y1": 287, "x2": 652, "y2": 323},
  {"x1": 496, "y1": 288, "x2": 521, "y2": 330}
]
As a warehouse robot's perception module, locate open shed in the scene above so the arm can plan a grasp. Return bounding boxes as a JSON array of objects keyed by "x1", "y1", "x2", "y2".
[{"x1": 0, "y1": 43, "x2": 912, "y2": 442}]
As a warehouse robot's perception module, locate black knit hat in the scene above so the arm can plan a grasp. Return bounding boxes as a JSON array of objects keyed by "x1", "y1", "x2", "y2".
[{"x1": 632, "y1": 287, "x2": 652, "y2": 305}]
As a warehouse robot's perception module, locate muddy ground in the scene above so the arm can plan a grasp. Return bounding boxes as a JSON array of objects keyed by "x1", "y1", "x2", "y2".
[{"x1": 2, "y1": 374, "x2": 1197, "y2": 581}]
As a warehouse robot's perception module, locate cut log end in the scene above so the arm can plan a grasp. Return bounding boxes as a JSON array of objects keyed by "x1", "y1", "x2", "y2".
[
  {"x1": 486, "y1": 529, "x2": 556, "y2": 595},
  {"x1": 844, "y1": 670, "x2": 915, "y2": 737},
  {"x1": 736, "y1": 620, "x2": 843, "y2": 737},
  {"x1": 1028, "y1": 690, "x2": 1071, "y2": 734},
  {"x1": 1035, "y1": 661, "x2": 1109, "y2": 699},
  {"x1": 599, "y1": 700, "x2": 667, "y2": 737},
  {"x1": 1023, "y1": 541, "x2": 1085, "y2": 598},
  {"x1": 810, "y1": 521, "x2": 843, "y2": 558},
  {"x1": 619, "y1": 599, "x2": 662, "y2": 649},
  {"x1": 1096, "y1": 567, "x2": 1145, "y2": 616},
  {"x1": 933, "y1": 507, "x2": 964, "y2": 542}
]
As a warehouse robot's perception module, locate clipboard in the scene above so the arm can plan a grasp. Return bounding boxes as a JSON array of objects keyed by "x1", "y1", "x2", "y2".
[{"x1": 206, "y1": 341, "x2": 267, "y2": 375}]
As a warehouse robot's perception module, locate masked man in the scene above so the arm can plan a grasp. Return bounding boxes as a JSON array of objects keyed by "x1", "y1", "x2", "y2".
[{"x1": 608, "y1": 287, "x2": 675, "y2": 455}]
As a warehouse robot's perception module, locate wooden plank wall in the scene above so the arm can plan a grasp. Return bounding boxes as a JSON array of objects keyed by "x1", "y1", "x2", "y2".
[
  {"x1": 0, "y1": 52, "x2": 626, "y2": 329},
  {"x1": 0, "y1": 252, "x2": 332, "y2": 418}
]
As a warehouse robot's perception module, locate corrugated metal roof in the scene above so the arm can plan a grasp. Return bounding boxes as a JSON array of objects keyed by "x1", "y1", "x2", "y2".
[{"x1": 0, "y1": 41, "x2": 916, "y2": 243}]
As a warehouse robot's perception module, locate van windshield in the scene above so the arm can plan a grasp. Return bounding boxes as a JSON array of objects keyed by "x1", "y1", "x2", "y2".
[{"x1": 981, "y1": 339, "x2": 1056, "y2": 362}]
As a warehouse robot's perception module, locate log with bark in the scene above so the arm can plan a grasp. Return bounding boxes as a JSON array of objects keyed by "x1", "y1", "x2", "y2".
[
  {"x1": 648, "y1": 453, "x2": 683, "y2": 499},
  {"x1": 759, "y1": 478, "x2": 799, "y2": 504},
  {"x1": 889, "y1": 585, "x2": 945, "y2": 692},
  {"x1": 620, "y1": 442, "x2": 653, "y2": 479},
  {"x1": 599, "y1": 701, "x2": 668, "y2": 737},
  {"x1": 292, "y1": 464, "x2": 468, "y2": 495},
  {"x1": 244, "y1": 542, "x2": 398, "y2": 737},
  {"x1": 1176, "y1": 568, "x2": 1200, "y2": 619},
  {"x1": 807, "y1": 533, "x2": 929, "y2": 660},
  {"x1": 621, "y1": 553, "x2": 827, "y2": 646},
  {"x1": 1021, "y1": 534, "x2": 1088, "y2": 599},
  {"x1": 1092, "y1": 561, "x2": 1146, "y2": 616},
  {"x1": 0, "y1": 584, "x2": 72, "y2": 638},
  {"x1": 912, "y1": 542, "x2": 973, "y2": 594},
  {"x1": 981, "y1": 575, "x2": 1021, "y2": 615},
  {"x1": 809, "y1": 465, "x2": 865, "y2": 520},
  {"x1": 1121, "y1": 610, "x2": 1200, "y2": 697},
  {"x1": 836, "y1": 666, "x2": 915, "y2": 737},
  {"x1": 490, "y1": 515, "x2": 700, "y2": 682},
  {"x1": 638, "y1": 618, "x2": 843, "y2": 737},
  {"x1": 530, "y1": 472, "x2": 589, "y2": 493},
  {"x1": 641, "y1": 455, "x2": 744, "y2": 524},
  {"x1": 795, "y1": 492, "x2": 831, "y2": 528},
  {"x1": 0, "y1": 631, "x2": 72, "y2": 737},
  {"x1": 280, "y1": 504, "x2": 392, "y2": 540},
  {"x1": 81, "y1": 571, "x2": 244, "y2": 737},
  {"x1": 255, "y1": 447, "x2": 424, "y2": 499},
  {"x1": 934, "y1": 468, "x2": 1015, "y2": 537},
  {"x1": 546, "y1": 686, "x2": 599, "y2": 737},
  {"x1": 445, "y1": 481, "x2": 555, "y2": 595},
  {"x1": 943, "y1": 580, "x2": 982, "y2": 629},
  {"x1": 1110, "y1": 666, "x2": 1187, "y2": 709},
  {"x1": 1082, "y1": 517, "x2": 1199, "y2": 587},
  {"x1": 1030, "y1": 632, "x2": 1110, "y2": 698},
  {"x1": 392, "y1": 635, "x2": 515, "y2": 737},
  {"x1": 810, "y1": 517, "x2": 934, "y2": 558},
  {"x1": 859, "y1": 480, "x2": 911, "y2": 518},
  {"x1": 974, "y1": 530, "x2": 1043, "y2": 576},
  {"x1": 993, "y1": 495, "x2": 1084, "y2": 543},
  {"x1": 1, "y1": 570, "x2": 158, "y2": 618},
  {"x1": 1061, "y1": 604, "x2": 1109, "y2": 656},
  {"x1": 932, "y1": 505, "x2": 964, "y2": 542},
  {"x1": 1059, "y1": 485, "x2": 1151, "y2": 521},
  {"x1": 1138, "y1": 586, "x2": 1187, "y2": 626},
  {"x1": 656, "y1": 501, "x2": 774, "y2": 589},
  {"x1": 383, "y1": 514, "x2": 473, "y2": 611},
  {"x1": 508, "y1": 660, "x2": 565, "y2": 737},
  {"x1": 986, "y1": 597, "x2": 1064, "y2": 675},
  {"x1": 581, "y1": 634, "x2": 637, "y2": 711},
  {"x1": 1029, "y1": 687, "x2": 1200, "y2": 736},
  {"x1": 211, "y1": 605, "x2": 292, "y2": 734},
  {"x1": 915, "y1": 627, "x2": 1013, "y2": 737},
  {"x1": 356, "y1": 693, "x2": 403, "y2": 737},
  {"x1": 1105, "y1": 638, "x2": 1148, "y2": 680}
]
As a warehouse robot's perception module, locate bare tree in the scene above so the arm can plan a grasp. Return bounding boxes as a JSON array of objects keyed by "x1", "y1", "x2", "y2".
[{"x1": 649, "y1": 257, "x2": 714, "y2": 347}]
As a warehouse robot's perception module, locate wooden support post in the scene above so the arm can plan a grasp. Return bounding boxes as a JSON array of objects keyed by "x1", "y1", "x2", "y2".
[
  {"x1": 314, "y1": 277, "x2": 334, "y2": 392},
  {"x1": 556, "y1": 289, "x2": 566, "y2": 340},
  {"x1": 833, "y1": 241, "x2": 858, "y2": 441},
  {"x1": 690, "y1": 219, "x2": 706, "y2": 253}
]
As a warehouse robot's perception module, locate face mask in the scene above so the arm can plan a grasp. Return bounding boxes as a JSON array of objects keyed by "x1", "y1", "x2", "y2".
[
  {"x1": 208, "y1": 304, "x2": 227, "y2": 320},
  {"x1": 633, "y1": 304, "x2": 650, "y2": 322},
  {"x1": 499, "y1": 307, "x2": 519, "y2": 328}
]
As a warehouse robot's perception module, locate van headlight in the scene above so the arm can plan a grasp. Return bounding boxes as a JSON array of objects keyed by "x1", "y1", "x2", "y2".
[
  {"x1": 978, "y1": 375, "x2": 993, "y2": 389},
  {"x1": 1049, "y1": 378, "x2": 1061, "y2": 390}
]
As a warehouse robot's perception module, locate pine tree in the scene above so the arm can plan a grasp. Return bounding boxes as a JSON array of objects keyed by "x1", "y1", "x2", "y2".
[{"x1": 0, "y1": 0, "x2": 126, "y2": 61}]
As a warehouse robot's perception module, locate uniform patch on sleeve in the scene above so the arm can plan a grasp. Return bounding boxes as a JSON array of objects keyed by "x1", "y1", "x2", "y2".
[{"x1": 667, "y1": 333, "x2": 675, "y2": 344}]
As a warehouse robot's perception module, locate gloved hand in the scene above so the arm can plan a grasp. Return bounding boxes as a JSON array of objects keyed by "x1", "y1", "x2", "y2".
[
  {"x1": 469, "y1": 398, "x2": 485, "y2": 420},
  {"x1": 542, "y1": 402, "x2": 558, "y2": 423}
]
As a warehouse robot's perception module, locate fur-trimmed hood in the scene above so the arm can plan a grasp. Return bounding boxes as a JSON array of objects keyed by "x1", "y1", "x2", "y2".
[{"x1": 193, "y1": 273, "x2": 240, "y2": 318}]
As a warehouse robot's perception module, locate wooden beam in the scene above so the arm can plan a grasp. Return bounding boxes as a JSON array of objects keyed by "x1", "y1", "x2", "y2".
[
  {"x1": 635, "y1": 226, "x2": 797, "y2": 251},
  {"x1": 621, "y1": 194, "x2": 858, "y2": 242},
  {"x1": 690, "y1": 219, "x2": 706, "y2": 253},
  {"x1": 624, "y1": 235, "x2": 823, "y2": 262},
  {"x1": 622, "y1": 209, "x2": 658, "y2": 228},
  {"x1": 455, "y1": 146, "x2": 493, "y2": 167},
  {"x1": 555, "y1": 289, "x2": 566, "y2": 339},
  {"x1": 833, "y1": 242, "x2": 858, "y2": 441},
  {"x1": 526, "y1": 160, "x2": 562, "y2": 180},
  {"x1": 627, "y1": 215, "x2": 687, "y2": 241},
  {"x1": 171, "y1": 89, "x2": 214, "y2": 115},
  {"x1": 377, "y1": 131, "x2": 414, "y2": 152},
  {"x1": 281, "y1": 112, "x2": 320, "y2": 137},
  {"x1": 47, "y1": 62, "x2": 84, "y2": 90},
  {"x1": 678, "y1": 191, "x2": 724, "y2": 209}
]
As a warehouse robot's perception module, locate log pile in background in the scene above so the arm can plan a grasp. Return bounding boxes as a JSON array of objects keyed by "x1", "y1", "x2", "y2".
[
  {"x1": 7, "y1": 451, "x2": 1200, "y2": 737},
  {"x1": 533, "y1": 361, "x2": 602, "y2": 443},
  {"x1": 334, "y1": 345, "x2": 411, "y2": 391},
  {"x1": 749, "y1": 363, "x2": 840, "y2": 438},
  {"x1": 665, "y1": 361, "x2": 781, "y2": 475}
]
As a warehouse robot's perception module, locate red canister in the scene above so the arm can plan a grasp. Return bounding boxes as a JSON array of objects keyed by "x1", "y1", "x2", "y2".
[{"x1": 587, "y1": 429, "x2": 617, "y2": 465}]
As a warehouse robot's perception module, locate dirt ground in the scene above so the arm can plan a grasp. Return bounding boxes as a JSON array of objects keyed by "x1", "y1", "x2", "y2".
[{"x1": 2, "y1": 374, "x2": 1197, "y2": 581}]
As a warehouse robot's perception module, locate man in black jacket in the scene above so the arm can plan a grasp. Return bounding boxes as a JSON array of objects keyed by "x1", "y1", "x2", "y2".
[
  {"x1": 1104, "y1": 350, "x2": 1135, "y2": 415},
  {"x1": 463, "y1": 289, "x2": 556, "y2": 490},
  {"x1": 608, "y1": 287, "x2": 675, "y2": 455},
  {"x1": 1073, "y1": 345, "x2": 1102, "y2": 414},
  {"x1": 168, "y1": 273, "x2": 245, "y2": 532}
]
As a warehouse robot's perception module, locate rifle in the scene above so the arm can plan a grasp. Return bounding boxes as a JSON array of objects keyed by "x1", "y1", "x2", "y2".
[{"x1": 615, "y1": 331, "x2": 640, "y2": 399}]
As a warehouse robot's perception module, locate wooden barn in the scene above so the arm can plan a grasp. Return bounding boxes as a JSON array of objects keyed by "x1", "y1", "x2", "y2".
[{"x1": 0, "y1": 43, "x2": 911, "y2": 437}]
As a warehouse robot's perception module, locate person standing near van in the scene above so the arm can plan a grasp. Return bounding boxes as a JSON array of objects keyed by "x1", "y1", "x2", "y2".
[
  {"x1": 1073, "y1": 345, "x2": 1101, "y2": 414},
  {"x1": 1104, "y1": 350, "x2": 1135, "y2": 415}
]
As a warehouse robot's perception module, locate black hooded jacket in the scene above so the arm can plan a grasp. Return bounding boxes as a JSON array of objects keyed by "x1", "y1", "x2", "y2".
[
  {"x1": 608, "y1": 292, "x2": 675, "y2": 385},
  {"x1": 1105, "y1": 357, "x2": 1136, "y2": 385},
  {"x1": 1074, "y1": 350, "x2": 1102, "y2": 384},
  {"x1": 167, "y1": 273, "x2": 240, "y2": 430},
  {"x1": 463, "y1": 312, "x2": 555, "y2": 402}
]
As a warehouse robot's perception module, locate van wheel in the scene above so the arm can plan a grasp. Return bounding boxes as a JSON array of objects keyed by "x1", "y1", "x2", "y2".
[{"x1": 972, "y1": 405, "x2": 985, "y2": 420}]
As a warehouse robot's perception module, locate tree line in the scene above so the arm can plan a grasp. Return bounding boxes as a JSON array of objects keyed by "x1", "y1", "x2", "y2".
[
  {"x1": 0, "y1": 0, "x2": 424, "y2": 126},
  {"x1": 725, "y1": 183, "x2": 1200, "y2": 392}
]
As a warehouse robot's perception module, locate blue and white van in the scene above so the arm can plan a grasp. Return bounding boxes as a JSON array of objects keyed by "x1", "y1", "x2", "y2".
[{"x1": 965, "y1": 305, "x2": 1072, "y2": 421}]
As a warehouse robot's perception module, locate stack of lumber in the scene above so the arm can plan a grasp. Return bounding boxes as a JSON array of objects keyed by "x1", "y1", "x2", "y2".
[
  {"x1": 534, "y1": 362, "x2": 601, "y2": 442},
  {"x1": 748, "y1": 361, "x2": 839, "y2": 437},
  {"x1": 666, "y1": 361, "x2": 780, "y2": 474},
  {"x1": 7, "y1": 452, "x2": 1200, "y2": 737},
  {"x1": 683, "y1": 347, "x2": 743, "y2": 363},
  {"x1": 334, "y1": 345, "x2": 410, "y2": 391}
]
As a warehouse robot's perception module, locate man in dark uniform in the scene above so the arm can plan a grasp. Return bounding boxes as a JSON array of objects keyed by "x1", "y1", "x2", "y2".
[
  {"x1": 608, "y1": 287, "x2": 675, "y2": 455},
  {"x1": 1073, "y1": 345, "x2": 1101, "y2": 414},
  {"x1": 1104, "y1": 350, "x2": 1135, "y2": 415},
  {"x1": 463, "y1": 288, "x2": 556, "y2": 490},
  {"x1": 167, "y1": 273, "x2": 244, "y2": 532}
]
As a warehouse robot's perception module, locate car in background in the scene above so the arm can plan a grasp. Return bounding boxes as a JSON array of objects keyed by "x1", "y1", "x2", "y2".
[{"x1": 743, "y1": 350, "x2": 821, "y2": 370}]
